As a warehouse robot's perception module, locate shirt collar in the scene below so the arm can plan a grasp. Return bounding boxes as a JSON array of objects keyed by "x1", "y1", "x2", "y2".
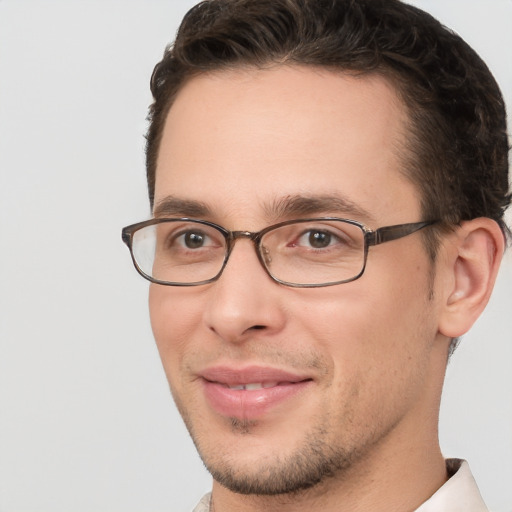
[{"x1": 414, "y1": 459, "x2": 488, "y2": 512}]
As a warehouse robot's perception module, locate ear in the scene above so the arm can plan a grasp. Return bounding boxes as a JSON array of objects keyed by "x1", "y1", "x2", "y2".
[{"x1": 438, "y1": 218, "x2": 505, "y2": 338}]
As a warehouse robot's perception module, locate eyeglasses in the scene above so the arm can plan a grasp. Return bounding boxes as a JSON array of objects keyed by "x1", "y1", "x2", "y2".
[{"x1": 121, "y1": 217, "x2": 435, "y2": 288}]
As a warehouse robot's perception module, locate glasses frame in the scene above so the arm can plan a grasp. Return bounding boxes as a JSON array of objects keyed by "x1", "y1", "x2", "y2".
[{"x1": 122, "y1": 217, "x2": 436, "y2": 288}]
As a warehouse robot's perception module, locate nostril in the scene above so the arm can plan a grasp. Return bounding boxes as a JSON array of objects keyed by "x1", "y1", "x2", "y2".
[{"x1": 250, "y1": 325, "x2": 266, "y2": 330}]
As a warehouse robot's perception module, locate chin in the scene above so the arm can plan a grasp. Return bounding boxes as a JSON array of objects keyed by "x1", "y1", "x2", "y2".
[{"x1": 192, "y1": 420, "x2": 361, "y2": 496}]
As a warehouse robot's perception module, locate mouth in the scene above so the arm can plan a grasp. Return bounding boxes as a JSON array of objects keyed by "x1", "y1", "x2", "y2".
[
  {"x1": 219, "y1": 381, "x2": 298, "y2": 390},
  {"x1": 200, "y1": 366, "x2": 313, "y2": 420}
]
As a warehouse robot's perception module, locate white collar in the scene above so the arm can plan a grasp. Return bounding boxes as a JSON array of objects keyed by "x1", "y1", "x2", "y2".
[{"x1": 414, "y1": 459, "x2": 488, "y2": 512}]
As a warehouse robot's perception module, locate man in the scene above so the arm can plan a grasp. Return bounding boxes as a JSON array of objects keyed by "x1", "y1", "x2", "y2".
[{"x1": 122, "y1": 0, "x2": 510, "y2": 510}]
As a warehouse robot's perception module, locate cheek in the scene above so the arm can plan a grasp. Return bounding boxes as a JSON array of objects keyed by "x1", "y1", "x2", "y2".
[
  {"x1": 298, "y1": 285, "x2": 435, "y2": 438},
  {"x1": 293, "y1": 261, "x2": 435, "y2": 385},
  {"x1": 148, "y1": 286, "x2": 202, "y2": 378}
]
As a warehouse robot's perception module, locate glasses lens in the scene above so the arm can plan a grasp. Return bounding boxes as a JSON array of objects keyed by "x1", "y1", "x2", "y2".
[
  {"x1": 131, "y1": 220, "x2": 227, "y2": 284},
  {"x1": 261, "y1": 219, "x2": 365, "y2": 285}
]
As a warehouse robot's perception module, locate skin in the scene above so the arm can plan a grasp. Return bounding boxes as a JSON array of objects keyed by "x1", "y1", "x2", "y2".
[{"x1": 148, "y1": 66, "x2": 504, "y2": 511}]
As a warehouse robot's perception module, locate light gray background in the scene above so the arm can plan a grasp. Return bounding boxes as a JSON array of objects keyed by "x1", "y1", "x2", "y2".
[{"x1": 0, "y1": 1, "x2": 511, "y2": 511}]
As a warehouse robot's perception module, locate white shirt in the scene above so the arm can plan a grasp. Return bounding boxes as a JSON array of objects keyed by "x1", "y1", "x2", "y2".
[
  {"x1": 415, "y1": 459, "x2": 488, "y2": 512},
  {"x1": 192, "y1": 459, "x2": 488, "y2": 512}
]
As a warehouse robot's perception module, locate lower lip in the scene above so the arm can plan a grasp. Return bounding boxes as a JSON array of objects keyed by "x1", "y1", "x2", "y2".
[{"x1": 202, "y1": 380, "x2": 312, "y2": 420}]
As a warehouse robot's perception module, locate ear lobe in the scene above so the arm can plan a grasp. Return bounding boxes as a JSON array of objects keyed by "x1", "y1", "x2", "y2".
[{"x1": 438, "y1": 218, "x2": 505, "y2": 338}]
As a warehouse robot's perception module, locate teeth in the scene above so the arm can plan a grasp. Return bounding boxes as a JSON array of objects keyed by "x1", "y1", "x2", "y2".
[
  {"x1": 228, "y1": 382, "x2": 279, "y2": 390},
  {"x1": 245, "y1": 383, "x2": 264, "y2": 390}
]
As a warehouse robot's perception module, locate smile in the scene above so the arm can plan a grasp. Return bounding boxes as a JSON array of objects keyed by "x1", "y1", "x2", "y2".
[{"x1": 200, "y1": 366, "x2": 313, "y2": 420}]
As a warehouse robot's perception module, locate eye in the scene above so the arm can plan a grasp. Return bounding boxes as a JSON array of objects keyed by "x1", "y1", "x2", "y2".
[
  {"x1": 182, "y1": 231, "x2": 206, "y2": 248},
  {"x1": 300, "y1": 230, "x2": 333, "y2": 249},
  {"x1": 175, "y1": 230, "x2": 214, "y2": 249},
  {"x1": 155, "y1": 222, "x2": 223, "y2": 252},
  {"x1": 296, "y1": 229, "x2": 340, "y2": 249}
]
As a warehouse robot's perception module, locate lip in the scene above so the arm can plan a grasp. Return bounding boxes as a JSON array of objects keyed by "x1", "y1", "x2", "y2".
[{"x1": 200, "y1": 365, "x2": 313, "y2": 420}]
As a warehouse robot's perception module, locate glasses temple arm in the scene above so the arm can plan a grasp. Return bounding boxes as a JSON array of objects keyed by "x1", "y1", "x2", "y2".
[{"x1": 366, "y1": 221, "x2": 435, "y2": 246}]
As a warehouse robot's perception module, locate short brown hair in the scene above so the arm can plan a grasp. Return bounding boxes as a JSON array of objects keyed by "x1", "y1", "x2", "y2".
[{"x1": 145, "y1": 0, "x2": 510, "y2": 255}]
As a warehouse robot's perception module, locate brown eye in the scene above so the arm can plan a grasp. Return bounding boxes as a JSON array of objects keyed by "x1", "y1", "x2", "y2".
[
  {"x1": 296, "y1": 229, "x2": 338, "y2": 249},
  {"x1": 183, "y1": 231, "x2": 207, "y2": 249},
  {"x1": 308, "y1": 231, "x2": 332, "y2": 248}
]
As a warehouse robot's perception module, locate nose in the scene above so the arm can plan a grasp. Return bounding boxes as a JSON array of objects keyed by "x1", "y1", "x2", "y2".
[{"x1": 202, "y1": 239, "x2": 286, "y2": 344}]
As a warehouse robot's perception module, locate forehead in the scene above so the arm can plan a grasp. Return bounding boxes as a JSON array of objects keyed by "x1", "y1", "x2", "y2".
[{"x1": 155, "y1": 66, "x2": 420, "y2": 225}]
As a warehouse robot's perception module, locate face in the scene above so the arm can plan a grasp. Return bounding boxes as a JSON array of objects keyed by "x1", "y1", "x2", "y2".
[{"x1": 149, "y1": 66, "x2": 447, "y2": 496}]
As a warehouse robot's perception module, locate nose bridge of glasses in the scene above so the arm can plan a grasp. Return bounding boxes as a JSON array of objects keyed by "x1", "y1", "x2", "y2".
[
  {"x1": 230, "y1": 230, "x2": 258, "y2": 240},
  {"x1": 228, "y1": 230, "x2": 262, "y2": 249},
  {"x1": 225, "y1": 230, "x2": 267, "y2": 267}
]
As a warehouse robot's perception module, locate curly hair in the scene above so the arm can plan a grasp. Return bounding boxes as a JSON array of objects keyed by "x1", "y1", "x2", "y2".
[{"x1": 145, "y1": 0, "x2": 510, "y2": 257}]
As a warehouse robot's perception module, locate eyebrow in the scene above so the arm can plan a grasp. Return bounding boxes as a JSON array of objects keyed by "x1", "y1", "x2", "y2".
[
  {"x1": 265, "y1": 194, "x2": 376, "y2": 223},
  {"x1": 153, "y1": 193, "x2": 376, "y2": 224},
  {"x1": 153, "y1": 196, "x2": 212, "y2": 218}
]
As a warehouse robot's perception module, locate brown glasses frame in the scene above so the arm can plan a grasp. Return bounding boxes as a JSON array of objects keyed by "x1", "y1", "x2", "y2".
[{"x1": 122, "y1": 217, "x2": 436, "y2": 288}]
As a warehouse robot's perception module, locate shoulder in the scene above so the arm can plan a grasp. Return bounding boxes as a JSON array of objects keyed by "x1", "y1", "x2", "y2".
[{"x1": 191, "y1": 492, "x2": 211, "y2": 512}]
